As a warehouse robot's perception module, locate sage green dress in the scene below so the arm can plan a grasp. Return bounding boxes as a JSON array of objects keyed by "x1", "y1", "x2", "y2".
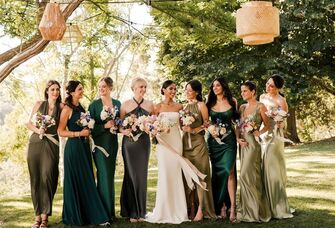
[
  {"x1": 182, "y1": 102, "x2": 216, "y2": 218},
  {"x1": 207, "y1": 109, "x2": 237, "y2": 215},
  {"x1": 263, "y1": 117, "x2": 293, "y2": 219},
  {"x1": 88, "y1": 98, "x2": 121, "y2": 220},
  {"x1": 27, "y1": 101, "x2": 60, "y2": 216},
  {"x1": 237, "y1": 102, "x2": 271, "y2": 223},
  {"x1": 62, "y1": 106, "x2": 109, "y2": 226}
]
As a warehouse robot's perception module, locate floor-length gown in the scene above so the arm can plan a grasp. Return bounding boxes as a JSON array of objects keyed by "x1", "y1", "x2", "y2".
[
  {"x1": 27, "y1": 101, "x2": 60, "y2": 216},
  {"x1": 237, "y1": 102, "x2": 271, "y2": 223},
  {"x1": 62, "y1": 106, "x2": 109, "y2": 226},
  {"x1": 263, "y1": 109, "x2": 293, "y2": 219},
  {"x1": 88, "y1": 98, "x2": 121, "y2": 220},
  {"x1": 146, "y1": 112, "x2": 190, "y2": 224},
  {"x1": 207, "y1": 109, "x2": 237, "y2": 215},
  {"x1": 182, "y1": 103, "x2": 216, "y2": 218},
  {"x1": 120, "y1": 99, "x2": 150, "y2": 219}
]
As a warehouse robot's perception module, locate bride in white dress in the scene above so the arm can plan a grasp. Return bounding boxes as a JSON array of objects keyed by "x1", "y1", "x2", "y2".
[{"x1": 146, "y1": 80, "x2": 207, "y2": 224}]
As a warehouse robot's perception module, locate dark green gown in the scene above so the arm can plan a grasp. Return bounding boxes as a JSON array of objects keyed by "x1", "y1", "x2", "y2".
[
  {"x1": 62, "y1": 106, "x2": 109, "y2": 226},
  {"x1": 88, "y1": 98, "x2": 121, "y2": 219},
  {"x1": 27, "y1": 101, "x2": 60, "y2": 216},
  {"x1": 182, "y1": 102, "x2": 216, "y2": 218},
  {"x1": 237, "y1": 102, "x2": 271, "y2": 223},
  {"x1": 120, "y1": 99, "x2": 150, "y2": 218},
  {"x1": 207, "y1": 109, "x2": 237, "y2": 215}
]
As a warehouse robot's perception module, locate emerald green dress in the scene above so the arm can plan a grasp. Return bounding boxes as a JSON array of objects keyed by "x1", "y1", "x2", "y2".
[
  {"x1": 88, "y1": 98, "x2": 121, "y2": 219},
  {"x1": 263, "y1": 117, "x2": 293, "y2": 219},
  {"x1": 182, "y1": 102, "x2": 216, "y2": 218},
  {"x1": 207, "y1": 109, "x2": 237, "y2": 215},
  {"x1": 27, "y1": 101, "x2": 60, "y2": 216},
  {"x1": 237, "y1": 102, "x2": 271, "y2": 223},
  {"x1": 62, "y1": 106, "x2": 109, "y2": 226}
]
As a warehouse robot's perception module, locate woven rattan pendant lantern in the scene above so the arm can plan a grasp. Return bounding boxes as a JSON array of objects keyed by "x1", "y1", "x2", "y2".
[
  {"x1": 62, "y1": 24, "x2": 83, "y2": 44},
  {"x1": 236, "y1": 1, "x2": 279, "y2": 45},
  {"x1": 39, "y1": 3, "x2": 66, "y2": 41}
]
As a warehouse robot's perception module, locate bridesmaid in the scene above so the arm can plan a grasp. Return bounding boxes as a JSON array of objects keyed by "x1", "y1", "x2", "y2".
[
  {"x1": 88, "y1": 77, "x2": 121, "y2": 221},
  {"x1": 120, "y1": 77, "x2": 154, "y2": 222},
  {"x1": 26, "y1": 80, "x2": 63, "y2": 228},
  {"x1": 58, "y1": 80, "x2": 109, "y2": 226},
  {"x1": 260, "y1": 74, "x2": 294, "y2": 219},
  {"x1": 236, "y1": 81, "x2": 271, "y2": 223},
  {"x1": 206, "y1": 77, "x2": 239, "y2": 222},
  {"x1": 182, "y1": 79, "x2": 216, "y2": 221}
]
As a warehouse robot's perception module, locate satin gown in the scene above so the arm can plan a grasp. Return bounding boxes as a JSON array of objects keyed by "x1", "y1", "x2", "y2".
[
  {"x1": 207, "y1": 109, "x2": 237, "y2": 215},
  {"x1": 237, "y1": 102, "x2": 271, "y2": 223},
  {"x1": 146, "y1": 112, "x2": 189, "y2": 224},
  {"x1": 88, "y1": 98, "x2": 121, "y2": 219},
  {"x1": 182, "y1": 103, "x2": 216, "y2": 218},
  {"x1": 120, "y1": 100, "x2": 150, "y2": 219},
  {"x1": 263, "y1": 114, "x2": 293, "y2": 219},
  {"x1": 27, "y1": 101, "x2": 60, "y2": 216},
  {"x1": 62, "y1": 106, "x2": 109, "y2": 226}
]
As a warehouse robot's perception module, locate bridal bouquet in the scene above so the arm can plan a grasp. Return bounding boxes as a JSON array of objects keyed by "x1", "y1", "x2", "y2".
[
  {"x1": 31, "y1": 112, "x2": 56, "y2": 139},
  {"x1": 121, "y1": 114, "x2": 143, "y2": 141},
  {"x1": 179, "y1": 110, "x2": 197, "y2": 126},
  {"x1": 76, "y1": 111, "x2": 95, "y2": 129},
  {"x1": 147, "y1": 115, "x2": 175, "y2": 136},
  {"x1": 100, "y1": 105, "x2": 119, "y2": 134},
  {"x1": 265, "y1": 106, "x2": 289, "y2": 123},
  {"x1": 137, "y1": 115, "x2": 155, "y2": 132},
  {"x1": 207, "y1": 119, "x2": 230, "y2": 144}
]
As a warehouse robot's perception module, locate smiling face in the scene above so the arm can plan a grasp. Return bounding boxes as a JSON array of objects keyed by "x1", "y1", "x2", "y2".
[
  {"x1": 212, "y1": 80, "x2": 223, "y2": 96},
  {"x1": 266, "y1": 78, "x2": 278, "y2": 94},
  {"x1": 185, "y1": 84, "x2": 197, "y2": 100},
  {"x1": 133, "y1": 80, "x2": 147, "y2": 98},
  {"x1": 163, "y1": 83, "x2": 177, "y2": 99},
  {"x1": 98, "y1": 80, "x2": 112, "y2": 97},
  {"x1": 71, "y1": 83, "x2": 84, "y2": 100},
  {"x1": 241, "y1": 85, "x2": 254, "y2": 101},
  {"x1": 47, "y1": 84, "x2": 60, "y2": 101}
]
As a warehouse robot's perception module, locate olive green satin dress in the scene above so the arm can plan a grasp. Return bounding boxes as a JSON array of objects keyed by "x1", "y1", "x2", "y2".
[
  {"x1": 207, "y1": 109, "x2": 237, "y2": 215},
  {"x1": 182, "y1": 102, "x2": 216, "y2": 218},
  {"x1": 27, "y1": 101, "x2": 60, "y2": 216},
  {"x1": 263, "y1": 118, "x2": 293, "y2": 219},
  {"x1": 237, "y1": 103, "x2": 271, "y2": 223},
  {"x1": 88, "y1": 98, "x2": 121, "y2": 219}
]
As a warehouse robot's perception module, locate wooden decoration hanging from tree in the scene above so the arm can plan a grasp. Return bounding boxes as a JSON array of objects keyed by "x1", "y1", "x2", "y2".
[{"x1": 38, "y1": 3, "x2": 66, "y2": 41}]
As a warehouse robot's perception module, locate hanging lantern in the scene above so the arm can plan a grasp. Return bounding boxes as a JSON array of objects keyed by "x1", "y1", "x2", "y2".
[
  {"x1": 62, "y1": 24, "x2": 83, "y2": 44},
  {"x1": 38, "y1": 3, "x2": 66, "y2": 41},
  {"x1": 236, "y1": 1, "x2": 280, "y2": 45}
]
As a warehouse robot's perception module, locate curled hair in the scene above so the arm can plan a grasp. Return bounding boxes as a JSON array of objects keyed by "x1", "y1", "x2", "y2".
[
  {"x1": 44, "y1": 80, "x2": 61, "y2": 104},
  {"x1": 206, "y1": 77, "x2": 239, "y2": 121},
  {"x1": 161, "y1": 80, "x2": 175, "y2": 95},
  {"x1": 65, "y1": 80, "x2": 84, "y2": 111},
  {"x1": 269, "y1": 74, "x2": 285, "y2": 97},
  {"x1": 186, "y1": 80, "x2": 203, "y2": 102},
  {"x1": 131, "y1": 77, "x2": 147, "y2": 91},
  {"x1": 99, "y1": 77, "x2": 113, "y2": 89},
  {"x1": 242, "y1": 81, "x2": 257, "y2": 96}
]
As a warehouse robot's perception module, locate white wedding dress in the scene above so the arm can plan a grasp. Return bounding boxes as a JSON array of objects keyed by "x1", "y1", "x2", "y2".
[{"x1": 146, "y1": 112, "x2": 206, "y2": 224}]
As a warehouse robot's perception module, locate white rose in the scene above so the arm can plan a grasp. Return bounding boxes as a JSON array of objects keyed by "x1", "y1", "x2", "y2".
[{"x1": 88, "y1": 119, "x2": 95, "y2": 129}]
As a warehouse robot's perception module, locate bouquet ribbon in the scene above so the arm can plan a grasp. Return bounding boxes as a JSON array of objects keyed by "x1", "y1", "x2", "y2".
[
  {"x1": 89, "y1": 136, "x2": 110, "y2": 157},
  {"x1": 156, "y1": 135, "x2": 207, "y2": 191},
  {"x1": 41, "y1": 134, "x2": 59, "y2": 146}
]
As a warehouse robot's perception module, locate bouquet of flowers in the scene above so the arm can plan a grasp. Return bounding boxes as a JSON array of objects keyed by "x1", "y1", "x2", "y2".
[
  {"x1": 179, "y1": 109, "x2": 197, "y2": 126},
  {"x1": 121, "y1": 114, "x2": 143, "y2": 141},
  {"x1": 207, "y1": 119, "x2": 231, "y2": 144},
  {"x1": 147, "y1": 114, "x2": 175, "y2": 136},
  {"x1": 265, "y1": 106, "x2": 289, "y2": 123},
  {"x1": 137, "y1": 115, "x2": 155, "y2": 132},
  {"x1": 31, "y1": 112, "x2": 56, "y2": 139},
  {"x1": 237, "y1": 118, "x2": 261, "y2": 144},
  {"x1": 76, "y1": 111, "x2": 95, "y2": 129},
  {"x1": 100, "y1": 105, "x2": 119, "y2": 134}
]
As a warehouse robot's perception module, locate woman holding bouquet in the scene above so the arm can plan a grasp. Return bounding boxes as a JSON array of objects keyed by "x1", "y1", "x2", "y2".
[
  {"x1": 58, "y1": 80, "x2": 109, "y2": 226},
  {"x1": 119, "y1": 77, "x2": 154, "y2": 222},
  {"x1": 88, "y1": 77, "x2": 121, "y2": 221},
  {"x1": 260, "y1": 75, "x2": 293, "y2": 219},
  {"x1": 236, "y1": 81, "x2": 271, "y2": 223},
  {"x1": 182, "y1": 80, "x2": 216, "y2": 221},
  {"x1": 26, "y1": 80, "x2": 63, "y2": 228},
  {"x1": 206, "y1": 77, "x2": 239, "y2": 222}
]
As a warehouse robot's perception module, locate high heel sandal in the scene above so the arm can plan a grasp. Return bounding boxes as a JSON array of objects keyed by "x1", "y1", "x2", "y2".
[
  {"x1": 229, "y1": 206, "x2": 237, "y2": 224},
  {"x1": 220, "y1": 205, "x2": 227, "y2": 219},
  {"x1": 39, "y1": 218, "x2": 48, "y2": 228},
  {"x1": 31, "y1": 220, "x2": 41, "y2": 228}
]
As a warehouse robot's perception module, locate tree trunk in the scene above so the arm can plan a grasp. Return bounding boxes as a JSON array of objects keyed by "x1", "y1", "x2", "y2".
[{"x1": 286, "y1": 106, "x2": 301, "y2": 143}]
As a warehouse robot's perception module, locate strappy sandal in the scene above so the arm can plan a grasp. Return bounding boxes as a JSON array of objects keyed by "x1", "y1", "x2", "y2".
[
  {"x1": 220, "y1": 205, "x2": 227, "y2": 219},
  {"x1": 39, "y1": 219, "x2": 48, "y2": 228},
  {"x1": 31, "y1": 220, "x2": 41, "y2": 228},
  {"x1": 229, "y1": 206, "x2": 237, "y2": 224}
]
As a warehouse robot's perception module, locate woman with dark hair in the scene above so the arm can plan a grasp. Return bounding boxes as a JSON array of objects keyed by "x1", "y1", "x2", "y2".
[
  {"x1": 26, "y1": 80, "x2": 63, "y2": 228},
  {"x1": 206, "y1": 77, "x2": 239, "y2": 222},
  {"x1": 58, "y1": 80, "x2": 109, "y2": 226},
  {"x1": 119, "y1": 77, "x2": 154, "y2": 222},
  {"x1": 182, "y1": 79, "x2": 216, "y2": 221},
  {"x1": 260, "y1": 75, "x2": 293, "y2": 219},
  {"x1": 236, "y1": 81, "x2": 271, "y2": 223},
  {"x1": 88, "y1": 77, "x2": 121, "y2": 221}
]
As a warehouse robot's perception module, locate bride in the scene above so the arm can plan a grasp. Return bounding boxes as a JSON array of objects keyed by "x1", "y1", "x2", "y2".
[{"x1": 146, "y1": 80, "x2": 207, "y2": 224}]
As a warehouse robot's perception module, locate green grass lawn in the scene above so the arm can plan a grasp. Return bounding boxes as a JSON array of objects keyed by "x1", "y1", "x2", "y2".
[{"x1": 1, "y1": 139, "x2": 334, "y2": 227}]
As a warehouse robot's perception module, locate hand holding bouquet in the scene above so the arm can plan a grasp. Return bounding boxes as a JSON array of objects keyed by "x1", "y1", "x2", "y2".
[
  {"x1": 238, "y1": 118, "x2": 261, "y2": 144},
  {"x1": 265, "y1": 106, "x2": 289, "y2": 128},
  {"x1": 147, "y1": 114, "x2": 175, "y2": 136},
  {"x1": 100, "y1": 105, "x2": 120, "y2": 134},
  {"x1": 76, "y1": 111, "x2": 95, "y2": 129},
  {"x1": 179, "y1": 109, "x2": 197, "y2": 127},
  {"x1": 207, "y1": 119, "x2": 230, "y2": 144},
  {"x1": 31, "y1": 112, "x2": 56, "y2": 139}
]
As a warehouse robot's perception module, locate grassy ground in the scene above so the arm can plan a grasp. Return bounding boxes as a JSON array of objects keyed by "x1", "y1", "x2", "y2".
[{"x1": 0, "y1": 139, "x2": 334, "y2": 227}]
